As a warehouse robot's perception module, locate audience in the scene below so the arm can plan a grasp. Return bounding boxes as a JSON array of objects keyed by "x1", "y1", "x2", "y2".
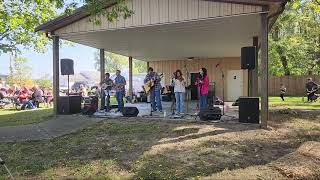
[{"x1": 32, "y1": 86, "x2": 44, "y2": 108}]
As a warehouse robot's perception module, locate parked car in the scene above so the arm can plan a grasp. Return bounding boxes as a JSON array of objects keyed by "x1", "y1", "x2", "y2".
[{"x1": 71, "y1": 81, "x2": 89, "y2": 91}]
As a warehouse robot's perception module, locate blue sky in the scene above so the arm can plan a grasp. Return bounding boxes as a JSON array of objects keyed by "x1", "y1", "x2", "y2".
[
  {"x1": 0, "y1": 0, "x2": 97, "y2": 78},
  {"x1": 0, "y1": 43, "x2": 97, "y2": 78}
]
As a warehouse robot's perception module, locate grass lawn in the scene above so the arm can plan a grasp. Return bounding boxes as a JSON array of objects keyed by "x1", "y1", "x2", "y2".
[
  {"x1": 269, "y1": 96, "x2": 320, "y2": 110},
  {"x1": 0, "y1": 107, "x2": 53, "y2": 127},
  {"x1": 0, "y1": 110, "x2": 319, "y2": 179}
]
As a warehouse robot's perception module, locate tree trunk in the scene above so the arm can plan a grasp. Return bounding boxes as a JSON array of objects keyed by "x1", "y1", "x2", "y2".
[{"x1": 280, "y1": 55, "x2": 290, "y2": 76}]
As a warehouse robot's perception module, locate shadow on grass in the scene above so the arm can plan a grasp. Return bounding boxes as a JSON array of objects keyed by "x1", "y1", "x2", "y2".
[
  {"x1": 0, "y1": 108, "x2": 53, "y2": 127},
  {"x1": 0, "y1": 116, "x2": 318, "y2": 179}
]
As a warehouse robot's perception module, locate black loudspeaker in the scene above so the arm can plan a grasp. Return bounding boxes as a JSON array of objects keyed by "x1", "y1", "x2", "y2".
[
  {"x1": 58, "y1": 96, "x2": 70, "y2": 114},
  {"x1": 61, "y1": 59, "x2": 74, "y2": 75},
  {"x1": 239, "y1": 97, "x2": 259, "y2": 123},
  {"x1": 241, "y1": 46, "x2": 256, "y2": 70},
  {"x1": 58, "y1": 96, "x2": 82, "y2": 114},
  {"x1": 69, "y1": 95, "x2": 82, "y2": 114},
  {"x1": 122, "y1": 107, "x2": 139, "y2": 117},
  {"x1": 199, "y1": 107, "x2": 222, "y2": 121}
]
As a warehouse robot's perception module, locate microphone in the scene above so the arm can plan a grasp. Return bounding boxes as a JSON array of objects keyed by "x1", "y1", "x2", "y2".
[{"x1": 215, "y1": 63, "x2": 220, "y2": 68}]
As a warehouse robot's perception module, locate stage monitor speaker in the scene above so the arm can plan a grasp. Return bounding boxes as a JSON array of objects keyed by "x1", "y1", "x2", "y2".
[
  {"x1": 122, "y1": 107, "x2": 139, "y2": 117},
  {"x1": 241, "y1": 46, "x2": 256, "y2": 70},
  {"x1": 61, "y1": 58, "x2": 74, "y2": 75},
  {"x1": 239, "y1": 97, "x2": 259, "y2": 124},
  {"x1": 58, "y1": 96, "x2": 82, "y2": 114}
]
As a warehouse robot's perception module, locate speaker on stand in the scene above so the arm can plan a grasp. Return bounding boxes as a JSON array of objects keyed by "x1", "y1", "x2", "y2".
[
  {"x1": 239, "y1": 47, "x2": 259, "y2": 124},
  {"x1": 61, "y1": 58, "x2": 74, "y2": 96},
  {"x1": 241, "y1": 46, "x2": 256, "y2": 96},
  {"x1": 59, "y1": 59, "x2": 80, "y2": 115}
]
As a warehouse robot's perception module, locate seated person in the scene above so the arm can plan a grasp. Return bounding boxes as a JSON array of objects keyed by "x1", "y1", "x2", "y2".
[
  {"x1": 43, "y1": 88, "x2": 53, "y2": 107},
  {"x1": 32, "y1": 86, "x2": 44, "y2": 108},
  {"x1": 78, "y1": 84, "x2": 88, "y2": 97},
  {"x1": 19, "y1": 87, "x2": 36, "y2": 110}
]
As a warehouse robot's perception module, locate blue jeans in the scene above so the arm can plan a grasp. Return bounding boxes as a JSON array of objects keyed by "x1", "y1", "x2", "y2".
[
  {"x1": 116, "y1": 91, "x2": 124, "y2": 112},
  {"x1": 199, "y1": 94, "x2": 208, "y2": 110},
  {"x1": 175, "y1": 92, "x2": 185, "y2": 113},
  {"x1": 150, "y1": 89, "x2": 162, "y2": 111},
  {"x1": 101, "y1": 89, "x2": 110, "y2": 111},
  {"x1": 21, "y1": 100, "x2": 36, "y2": 110}
]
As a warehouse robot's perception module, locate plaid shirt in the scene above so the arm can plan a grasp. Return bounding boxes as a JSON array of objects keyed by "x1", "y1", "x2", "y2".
[{"x1": 144, "y1": 72, "x2": 162, "y2": 91}]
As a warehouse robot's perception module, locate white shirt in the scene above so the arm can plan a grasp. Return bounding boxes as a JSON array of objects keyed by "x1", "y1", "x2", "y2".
[{"x1": 173, "y1": 77, "x2": 186, "y2": 93}]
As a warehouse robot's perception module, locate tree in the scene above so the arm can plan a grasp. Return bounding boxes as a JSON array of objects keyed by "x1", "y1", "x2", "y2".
[
  {"x1": 1, "y1": 0, "x2": 131, "y2": 55},
  {"x1": 94, "y1": 50, "x2": 147, "y2": 74},
  {"x1": 269, "y1": 0, "x2": 320, "y2": 76},
  {"x1": 133, "y1": 60, "x2": 147, "y2": 74},
  {"x1": 0, "y1": 0, "x2": 56, "y2": 54},
  {"x1": 7, "y1": 56, "x2": 34, "y2": 86},
  {"x1": 34, "y1": 74, "x2": 52, "y2": 89}
]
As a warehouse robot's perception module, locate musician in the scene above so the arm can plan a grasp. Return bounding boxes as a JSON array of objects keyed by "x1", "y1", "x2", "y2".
[
  {"x1": 100, "y1": 73, "x2": 114, "y2": 111},
  {"x1": 306, "y1": 77, "x2": 319, "y2": 102},
  {"x1": 172, "y1": 69, "x2": 186, "y2": 114},
  {"x1": 195, "y1": 68, "x2": 209, "y2": 110},
  {"x1": 114, "y1": 70, "x2": 126, "y2": 112},
  {"x1": 144, "y1": 67, "x2": 162, "y2": 112}
]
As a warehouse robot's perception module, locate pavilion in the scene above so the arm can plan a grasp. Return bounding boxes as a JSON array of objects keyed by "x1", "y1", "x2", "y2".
[{"x1": 36, "y1": 0, "x2": 288, "y2": 128}]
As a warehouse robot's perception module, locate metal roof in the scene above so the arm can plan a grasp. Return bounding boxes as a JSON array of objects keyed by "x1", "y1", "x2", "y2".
[{"x1": 35, "y1": 0, "x2": 287, "y2": 33}]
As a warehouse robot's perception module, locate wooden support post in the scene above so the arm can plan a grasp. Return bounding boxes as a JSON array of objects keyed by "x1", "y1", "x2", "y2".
[
  {"x1": 52, "y1": 36, "x2": 60, "y2": 114},
  {"x1": 261, "y1": 10, "x2": 269, "y2": 129},
  {"x1": 100, "y1": 49, "x2": 105, "y2": 83},
  {"x1": 147, "y1": 61, "x2": 150, "y2": 72},
  {"x1": 129, "y1": 56, "x2": 133, "y2": 98},
  {"x1": 252, "y1": 36, "x2": 259, "y2": 96}
]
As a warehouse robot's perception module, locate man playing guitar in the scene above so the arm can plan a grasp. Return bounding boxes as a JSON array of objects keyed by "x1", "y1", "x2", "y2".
[
  {"x1": 306, "y1": 77, "x2": 319, "y2": 102},
  {"x1": 114, "y1": 70, "x2": 126, "y2": 112},
  {"x1": 144, "y1": 67, "x2": 162, "y2": 112},
  {"x1": 100, "y1": 73, "x2": 114, "y2": 111}
]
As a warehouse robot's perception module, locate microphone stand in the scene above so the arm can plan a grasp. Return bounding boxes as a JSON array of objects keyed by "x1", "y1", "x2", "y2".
[
  {"x1": 0, "y1": 157, "x2": 14, "y2": 179},
  {"x1": 217, "y1": 65, "x2": 225, "y2": 116}
]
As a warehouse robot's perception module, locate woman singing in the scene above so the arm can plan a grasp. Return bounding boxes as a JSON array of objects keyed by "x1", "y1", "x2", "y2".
[
  {"x1": 172, "y1": 69, "x2": 186, "y2": 114},
  {"x1": 196, "y1": 68, "x2": 209, "y2": 110}
]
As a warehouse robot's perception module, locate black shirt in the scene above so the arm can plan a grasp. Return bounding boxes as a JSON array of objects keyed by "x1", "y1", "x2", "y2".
[{"x1": 306, "y1": 81, "x2": 318, "y2": 91}]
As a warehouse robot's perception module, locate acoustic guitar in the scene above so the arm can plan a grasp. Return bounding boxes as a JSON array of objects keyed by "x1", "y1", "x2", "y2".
[
  {"x1": 101, "y1": 81, "x2": 113, "y2": 90},
  {"x1": 143, "y1": 74, "x2": 163, "y2": 94}
]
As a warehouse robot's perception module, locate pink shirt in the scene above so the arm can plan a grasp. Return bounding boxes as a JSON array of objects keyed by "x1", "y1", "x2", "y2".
[{"x1": 196, "y1": 75, "x2": 209, "y2": 95}]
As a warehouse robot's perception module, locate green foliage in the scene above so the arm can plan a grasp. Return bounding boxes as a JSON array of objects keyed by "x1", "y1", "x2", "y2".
[
  {"x1": 269, "y1": 0, "x2": 320, "y2": 76},
  {"x1": 0, "y1": 0, "x2": 57, "y2": 54},
  {"x1": 7, "y1": 56, "x2": 34, "y2": 86},
  {"x1": 34, "y1": 74, "x2": 52, "y2": 89},
  {"x1": 94, "y1": 50, "x2": 147, "y2": 74},
  {"x1": 1, "y1": 0, "x2": 132, "y2": 54}
]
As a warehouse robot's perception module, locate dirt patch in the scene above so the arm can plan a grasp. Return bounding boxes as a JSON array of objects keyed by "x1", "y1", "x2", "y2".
[{"x1": 271, "y1": 141, "x2": 320, "y2": 179}]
